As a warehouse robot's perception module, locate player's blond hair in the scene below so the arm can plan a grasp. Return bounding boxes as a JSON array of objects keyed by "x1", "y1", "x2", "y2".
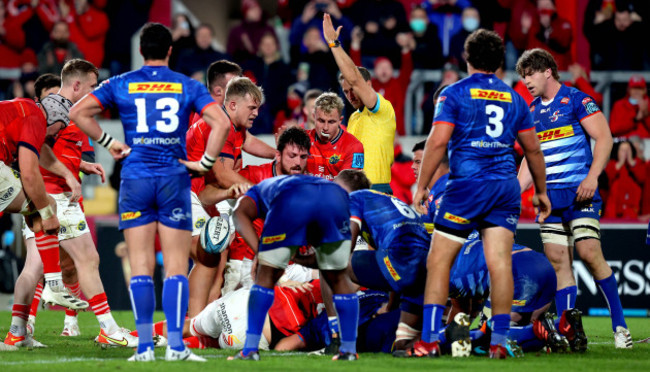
[
  {"x1": 314, "y1": 92, "x2": 344, "y2": 116},
  {"x1": 224, "y1": 77, "x2": 264, "y2": 105}
]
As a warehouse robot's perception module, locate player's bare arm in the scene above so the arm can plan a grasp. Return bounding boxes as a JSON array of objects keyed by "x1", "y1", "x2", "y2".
[
  {"x1": 413, "y1": 124, "x2": 453, "y2": 215},
  {"x1": 232, "y1": 196, "x2": 259, "y2": 253},
  {"x1": 207, "y1": 157, "x2": 252, "y2": 189},
  {"x1": 79, "y1": 161, "x2": 106, "y2": 183},
  {"x1": 517, "y1": 157, "x2": 533, "y2": 192},
  {"x1": 18, "y1": 146, "x2": 60, "y2": 234},
  {"x1": 198, "y1": 183, "x2": 251, "y2": 207},
  {"x1": 243, "y1": 133, "x2": 276, "y2": 159},
  {"x1": 323, "y1": 13, "x2": 378, "y2": 109},
  {"x1": 38, "y1": 143, "x2": 82, "y2": 202},
  {"x1": 578, "y1": 112, "x2": 613, "y2": 202},
  {"x1": 69, "y1": 97, "x2": 130, "y2": 160},
  {"x1": 517, "y1": 128, "x2": 551, "y2": 222},
  {"x1": 180, "y1": 103, "x2": 230, "y2": 174}
]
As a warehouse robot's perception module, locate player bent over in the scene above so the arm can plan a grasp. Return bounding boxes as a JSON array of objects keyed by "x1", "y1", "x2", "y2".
[
  {"x1": 230, "y1": 175, "x2": 359, "y2": 361},
  {"x1": 516, "y1": 48, "x2": 632, "y2": 348},
  {"x1": 70, "y1": 23, "x2": 231, "y2": 362}
]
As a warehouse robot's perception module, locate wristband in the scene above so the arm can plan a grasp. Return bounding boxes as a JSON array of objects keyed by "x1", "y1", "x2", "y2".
[
  {"x1": 328, "y1": 39, "x2": 341, "y2": 48},
  {"x1": 97, "y1": 131, "x2": 115, "y2": 150},
  {"x1": 199, "y1": 153, "x2": 216, "y2": 171},
  {"x1": 38, "y1": 204, "x2": 55, "y2": 220}
]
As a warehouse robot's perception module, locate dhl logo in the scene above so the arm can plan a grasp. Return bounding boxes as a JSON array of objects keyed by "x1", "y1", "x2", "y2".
[
  {"x1": 537, "y1": 125, "x2": 574, "y2": 143},
  {"x1": 383, "y1": 256, "x2": 401, "y2": 281},
  {"x1": 121, "y1": 211, "x2": 141, "y2": 221},
  {"x1": 262, "y1": 233, "x2": 286, "y2": 244},
  {"x1": 128, "y1": 82, "x2": 182, "y2": 93},
  {"x1": 444, "y1": 212, "x2": 469, "y2": 224},
  {"x1": 512, "y1": 299, "x2": 527, "y2": 306},
  {"x1": 470, "y1": 89, "x2": 512, "y2": 102}
]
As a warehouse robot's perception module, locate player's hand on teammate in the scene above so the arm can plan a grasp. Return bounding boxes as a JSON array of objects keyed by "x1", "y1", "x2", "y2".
[
  {"x1": 413, "y1": 187, "x2": 429, "y2": 215},
  {"x1": 322, "y1": 13, "x2": 342, "y2": 43},
  {"x1": 109, "y1": 140, "x2": 131, "y2": 161},
  {"x1": 280, "y1": 281, "x2": 314, "y2": 294},
  {"x1": 534, "y1": 192, "x2": 552, "y2": 223},
  {"x1": 228, "y1": 183, "x2": 252, "y2": 199},
  {"x1": 65, "y1": 175, "x2": 82, "y2": 202},
  {"x1": 179, "y1": 159, "x2": 211, "y2": 176},
  {"x1": 80, "y1": 161, "x2": 106, "y2": 183},
  {"x1": 576, "y1": 175, "x2": 598, "y2": 202}
]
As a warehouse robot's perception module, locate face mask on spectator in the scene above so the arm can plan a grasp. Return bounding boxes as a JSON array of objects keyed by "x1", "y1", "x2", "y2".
[
  {"x1": 410, "y1": 19, "x2": 427, "y2": 33},
  {"x1": 463, "y1": 17, "x2": 479, "y2": 32},
  {"x1": 629, "y1": 98, "x2": 639, "y2": 105}
]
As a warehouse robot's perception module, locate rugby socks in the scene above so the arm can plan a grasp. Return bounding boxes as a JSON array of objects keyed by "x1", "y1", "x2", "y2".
[
  {"x1": 89, "y1": 292, "x2": 119, "y2": 334},
  {"x1": 129, "y1": 276, "x2": 155, "y2": 353},
  {"x1": 511, "y1": 325, "x2": 544, "y2": 351},
  {"x1": 328, "y1": 316, "x2": 339, "y2": 336},
  {"x1": 555, "y1": 285, "x2": 577, "y2": 315},
  {"x1": 242, "y1": 285, "x2": 275, "y2": 356},
  {"x1": 9, "y1": 303, "x2": 29, "y2": 336},
  {"x1": 422, "y1": 304, "x2": 445, "y2": 343},
  {"x1": 29, "y1": 282, "x2": 44, "y2": 318},
  {"x1": 490, "y1": 313, "x2": 511, "y2": 346},
  {"x1": 595, "y1": 273, "x2": 628, "y2": 331},
  {"x1": 64, "y1": 282, "x2": 82, "y2": 318},
  {"x1": 162, "y1": 275, "x2": 189, "y2": 352},
  {"x1": 35, "y1": 232, "x2": 63, "y2": 288},
  {"x1": 333, "y1": 293, "x2": 359, "y2": 354}
]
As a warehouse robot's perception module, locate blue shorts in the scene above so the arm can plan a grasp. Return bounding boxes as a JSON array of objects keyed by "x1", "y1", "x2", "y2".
[
  {"x1": 486, "y1": 250, "x2": 556, "y2": 313},
  {"x1": 118, "y1": 174, "x2": 192, "y2": 231},
  {"x1": 541, "y1": 187, "x2": 602, "y2": 224},
  {"x1": 434, "y1": 178, "x2": 521, "y2": 235},
  {"x1": 259, "y1": 182, "x2": 350, "y2": 251}
]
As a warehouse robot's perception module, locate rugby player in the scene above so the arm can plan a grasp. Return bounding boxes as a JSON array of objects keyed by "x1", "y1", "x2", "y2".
[
  {"x1": 516, "y1": 48, "x2": 631, "y2": 348},
  {"x1": 70, "y1": 23, "x2": 231, "y2": 362}
]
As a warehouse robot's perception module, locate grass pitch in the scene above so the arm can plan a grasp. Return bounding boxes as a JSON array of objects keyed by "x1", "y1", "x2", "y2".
[{"x1": 0, "y1": 310, "x2": 648, "y2": 371}]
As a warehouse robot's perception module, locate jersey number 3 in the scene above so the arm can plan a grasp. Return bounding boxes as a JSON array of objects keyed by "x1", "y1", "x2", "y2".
[
  {"x1": 135, "y1": 98, "x2": 179, "y2": 133},
  {"x1": 485, "y1": 104, "x2": 504, "y2": 138}
]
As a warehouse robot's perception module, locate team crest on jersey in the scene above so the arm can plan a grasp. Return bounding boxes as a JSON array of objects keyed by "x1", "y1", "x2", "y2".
[
  {"x1": 77, "y1": 221, "x2": 86, "y2": 231},
  {"x1": 443, "y1": 212, "x2": 469, "y2": 224},
  {"x1": 128, "y1": 82, "x2": 183, "y2": 94},
  {"x1": 537, "y1": 125, "x2": 574, "y2": 142},
  {"x1": 195, "y1": 218, "x2": 206, "y2": 230},
  {"x1": 550, "y1": 110, "x2": 561, "y2": 122},
  {"x1": 383, "y1": 257, "x2": 401, "y2": 281},
  {"x1": 329, "y1": 154, "x2": 341, "y2": 165},
  {"x1": 561, "y1": 97, "x2": 570, "y2": 104},
  {"x1": 434, "y1": 96, "x2": 446, "y2": 118},
  {"x1": 262, "y1": 234, "x2": 286, "y2": 244},
  {"x1": 121, "y1": 211, "x2": 141, "y2": 221},
  {"x1": 529, "y1": 105, "x2": 535, "y2": 112},
  {"x1": 469, "y1": 89, "x2": 512, "y2": 102}
]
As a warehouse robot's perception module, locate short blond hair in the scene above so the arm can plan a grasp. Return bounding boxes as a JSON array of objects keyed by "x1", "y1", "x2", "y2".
[
  {"x1": 224, "y1": 76, "x2": 264, "y2": 105},
  {"x1": 314, "y1": 92, "x2": 344, "y2": 116}
]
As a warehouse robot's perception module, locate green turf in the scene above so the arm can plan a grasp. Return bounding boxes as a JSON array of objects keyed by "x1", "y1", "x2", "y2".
[{"x1": 0, "y1": 310, "x2": 648, "y2": 371}]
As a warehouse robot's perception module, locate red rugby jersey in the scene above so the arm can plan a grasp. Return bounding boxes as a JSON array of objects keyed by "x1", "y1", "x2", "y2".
[
  {"x1": 41, "y1": 124, "x2": 93, "y2": 194},
  {"x1": 306, "y1": 127, "x2": 364, "y2": 180},
  {"x1": 0, "y1": 98, "x2": 46, "y2": 165},
  {"x1": 269, "y1": 279, "x2": 323, "y2": 337}
]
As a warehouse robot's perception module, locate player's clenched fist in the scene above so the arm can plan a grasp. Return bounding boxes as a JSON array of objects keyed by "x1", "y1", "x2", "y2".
[{"x1": 413, "y1": 187, "x2": 429, "y2": 215}]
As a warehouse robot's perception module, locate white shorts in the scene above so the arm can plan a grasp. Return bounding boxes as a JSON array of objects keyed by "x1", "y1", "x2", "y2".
[
  {"x1": 0, "y1": 162, "x2": 22, "y2": 212},
  {"x1": 191, "y1": 191, "x2": 209, "y2": 237},
  {"x1": 22, "y1": 192, "x2": 89, "y2": 241}
]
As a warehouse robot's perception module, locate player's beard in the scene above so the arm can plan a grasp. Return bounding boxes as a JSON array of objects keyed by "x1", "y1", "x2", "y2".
[{"x1": 281, "y1": 162, "x2": 303, "y2": 175}]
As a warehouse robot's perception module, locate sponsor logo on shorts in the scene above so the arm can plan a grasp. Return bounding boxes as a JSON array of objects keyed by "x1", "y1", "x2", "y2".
[
  {"x1": 329, "y1": 154, "x2": 341, "y2": 165},
  {"x1": 561, "y1": 97, "x2": 570, "y2": 104},
  {"x1": 537, "y1": 125, "x2": 574, "y2": 143},
  {"x1": 506, "y1": 214, "x2": 519, "y2": 225},
  {"x1": 60, "y1": 226, "x2": 67, "y2": 233},
  {"x1": 352, "y1": 153, "x2": 364, "y2": 168},
  {"x1": 262, "y1": 234, "x2": 286, "y2": 244},
  {"x1": 195, "y1": 217, "x2": 206, "y2": 229},
  {"x1": 221, "y1": 333, "x2": 240, "y2": 347},
  {"x1": 580, "y1": 203, "x2": 595, "y2": 213},
  {"x1": 128, "y1": 82, "x2": 182, "y2": 94},
  {"x1": 170, "y1": 208, "x2": 191, "y2": 222},
  {"x1": 12, "y1": 169, "x2": 20, "y2": 179},
  {"x1": 77, "y1": 221, "x2": 87, "y2": 231},
  {"x1": 443, "y1": 212, "x2": 469, "y2": 225},
  {"x1": 512, "y1": 299, "x2": 527, "y2": 306},
  {"x1": 218, "y1": 301, "x2": 232, "y2": 335},
  {"x1": 383, "y1": 256, "x2": 401, "y2": 281},
  {"x1": 469, "y1": 89, "x2": 512, "y2": 102},
  {"x1": 0, "y1": 187, "x2": 14, "y2": 201},
  {"x1": 121, "y1": 211, "x2": 141, "y2": 221}
]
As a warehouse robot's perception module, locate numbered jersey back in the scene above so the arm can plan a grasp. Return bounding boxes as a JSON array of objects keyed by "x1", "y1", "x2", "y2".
[
  {"x1": 433, "y1": 73, "x2": 534, "y2": 182},
  {"x1": 91, "y1": 66, "x2": 215, "y2": 179}
]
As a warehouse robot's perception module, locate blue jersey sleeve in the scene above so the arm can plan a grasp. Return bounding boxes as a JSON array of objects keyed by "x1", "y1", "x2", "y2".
[
  {"x1": 515, "y1": 95, "x2": 535, "y2": 133},
  {"x1": 298, "y1": 312, "x2": 330, "y2": 350},
  {"x1": 90, "y1": 78, "x2": 116, "y2": 110},
  {"x1": 349, "y1": 192, "x2": 364, "y2": 222},
  {"x1": 244, "y1": 186, "x2": 264, "y2": 217},
  {"x1": 573, "y1": 91, "x2": 601, "y2": 121},
  {"x1": 432, "y1": 86, "x2": 458, "y2": 126}
]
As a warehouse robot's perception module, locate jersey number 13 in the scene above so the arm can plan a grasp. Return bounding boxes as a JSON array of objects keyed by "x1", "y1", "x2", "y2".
[{"x1": 135, "y1": 98, "x2": 179, "y2": 133}]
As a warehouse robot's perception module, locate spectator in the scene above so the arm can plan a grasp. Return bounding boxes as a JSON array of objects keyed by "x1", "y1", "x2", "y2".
[
  {"x1": 289, "y1": 0, "x2": 353, "y2": 67},
  {"x1": 276, "y1": 87, "x2": 322, "y2": 134},
  {"x1": 293, "y1": 26, "x2": 339, "y2": 91},
  {"x1": 243, "y1": 33, "x2": 294, "y2": 134},
  {"x1": 12, "y1": 0, "x2": 60, "y2": 53},
  {"x1": 390, "y1": 141, "x2": 415, "y2": 204},
  {"x1": 62, "y1": 0, "x2": 109, "y2": 68},
  {"x1": 0, "y1": 0, "x2": 38, "y2": 69},
  {"x1": 604, "y1": 140, "x2": 645, "y2": 219},
  {"x1": 525, "y1": 0, "x2": 573, "y2": 70},
  {"x1": 37, "y1": 20, "x2": 84, "y2": 75},
  {"x1": 227, "y1": 0, "x2": 277, "y2": 64},
  {"x1": 176, "y1": 23, "x2": 229, "y2": 81},
  {"x1": 500, "y1": 0, "x2": 537, "y2": 67},
  {"x1": 273, "y1": 83, "x2": 308, "y2": 134},
  {"x1": 409, "y1": 5, "x2": 443, "y2": 69},
  {"x1": 422, "y1": 0, "x2": 471, "y2": 59},
  {"x1": 169, "y1": 13, "x2": 195, "y2": 70},
  {"x1": 8, "y1": 61, "x2": 38, "y2": 99},
  {"x1": 347, "y1": 0, "x2": 409, "y2": 67},
  {"x1": 350, "y1": 27, "x2": 414, "y2": 135},
  {"x1": 421, "y1": 65, "x2": 460, "y2": 134},
  {"x1": 610, "y1": 75, "x2": 650, "y2": 138},
  {"x1": 104, "y1": 0, "x2": 152, "y2": 76},
  {"x1": 584, "y1": 0, "x2": 646, "y2": 70},
  {"x1": 448, "y1": 6, "x2": 480, "y2": 71}
]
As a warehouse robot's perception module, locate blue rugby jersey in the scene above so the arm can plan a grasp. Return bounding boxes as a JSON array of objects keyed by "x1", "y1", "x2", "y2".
[
  {"x1": 434, "y1": 73, "x2": 534, "y2": 182},
  {"x1": 90, "y1": 65, "x2": 216, "y2": 179},
  {"x1": 529, "y1": 84, "x2": 600, "y2": 189}
]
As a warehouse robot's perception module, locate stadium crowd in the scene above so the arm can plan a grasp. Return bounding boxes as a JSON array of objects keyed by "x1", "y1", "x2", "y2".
[{"x1": 0, "y1": 0, "x2": 642, "y2": 362}]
